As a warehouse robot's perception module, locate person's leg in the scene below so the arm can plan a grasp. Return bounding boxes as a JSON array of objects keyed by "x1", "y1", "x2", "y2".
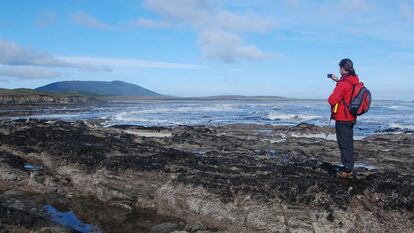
[
  {"x1": 335, "y1": 121, "x2": 346, "y2": 166},
  {"x1": 344, "y1": 121, "x2": 355, "y2": 171},
  {"x1": 335, "y1": 121, "x2": 355, "y2": 171}
]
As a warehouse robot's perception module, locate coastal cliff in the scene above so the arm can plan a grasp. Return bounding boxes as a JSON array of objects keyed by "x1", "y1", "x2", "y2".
[
  {"x1": 0, "y1": 94, "x2": 95, "y2": 104},
  {"x1": 0, "y1": 89, "x2": 96, "y2": 104}
]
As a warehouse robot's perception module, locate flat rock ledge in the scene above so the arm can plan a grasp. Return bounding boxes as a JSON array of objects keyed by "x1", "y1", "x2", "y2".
[{"x1": 0, "y1": 119, "x2": 413, "y2": 232}]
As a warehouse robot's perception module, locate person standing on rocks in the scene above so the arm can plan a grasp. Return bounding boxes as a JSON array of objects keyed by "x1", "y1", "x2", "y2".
[{"x1": 327, "y1": 58, "x2": 360, "y2": 178}]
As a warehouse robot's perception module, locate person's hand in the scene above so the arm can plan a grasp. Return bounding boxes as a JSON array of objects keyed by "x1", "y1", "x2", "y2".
[{"x1": 329, "y1": 74, "x2": 339, "y2": 82}]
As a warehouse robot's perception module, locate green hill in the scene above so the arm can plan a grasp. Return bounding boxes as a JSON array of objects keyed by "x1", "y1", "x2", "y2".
[{"x1": 36, "y1": 80, "x2": 164, "y2": 97}]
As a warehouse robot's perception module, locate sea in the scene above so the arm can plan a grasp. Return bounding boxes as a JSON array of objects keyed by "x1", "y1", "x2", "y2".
[{"x1": 2, "y1": 99, "x2": 414, "y2": 136}]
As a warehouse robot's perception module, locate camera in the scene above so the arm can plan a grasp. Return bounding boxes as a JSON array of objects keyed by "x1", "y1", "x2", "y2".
[{"x1": 327, "y1": 74, "x2": 333, "y2": 79}]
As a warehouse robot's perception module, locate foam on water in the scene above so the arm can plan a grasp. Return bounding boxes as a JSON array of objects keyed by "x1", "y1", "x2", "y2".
[
  {"x1": 383, "y1": 105, "x2": 414, "y2": 110},
  {"x1": 265, "y1": 112, "x2": 321, "y2": 121},
  {"x1": 32, "y1": 114, "x2": 83, "y2": 119},
  {"x1": 140, "y1": 104, "x2": 237, "y2": 113},
  {"x1": 388, "y1": 123, "x2": 414, "y2": 130},
  {"x1": 4, "y1": 99, "x2": 414, "y2": 136},
  {"x1": 113, "y1": 112, "x2": 172, "y2": 124}
]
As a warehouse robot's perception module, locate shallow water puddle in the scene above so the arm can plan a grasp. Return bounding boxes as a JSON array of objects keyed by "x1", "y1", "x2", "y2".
[
  {"x1": 23, "y1": 163, "x2": 42, "y2": 171},
  {"x1": 354, "y1": 163, "x2": 377, "y2": 170},
  {"x1": 334, "y1": 163, "x2": 377, "y2": 171},
  {"x1": 44, "y1": 204, "x2": 101, "y2": 233}
]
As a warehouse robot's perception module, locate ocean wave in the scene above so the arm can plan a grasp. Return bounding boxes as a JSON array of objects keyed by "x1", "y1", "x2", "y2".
[
  {"x1": 388, "y1": 123, "x2": 414, "y2": 130},
  {"x1": 122, "y1": 104, "x2": 238, "y2": 115},
  {"x1": 113, "y1": 112, "x2": 172, "y2": 123},
  {"x1": 29, "y1": 113, "x2": 83, "y2": 119},
  {"x1": 382, "y1": 105, "x2": 414, "y2": 111},
  {"x1": 264, "y1": 112, "x2": 321, "y2": 121},
  {"x1": 4, "y1": 100, "x2": 412, "y2": 136}
]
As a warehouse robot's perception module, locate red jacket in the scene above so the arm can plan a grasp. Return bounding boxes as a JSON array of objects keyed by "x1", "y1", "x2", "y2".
[{"x1": 328, "y1": 74, "x2": 360, "y2": 121}]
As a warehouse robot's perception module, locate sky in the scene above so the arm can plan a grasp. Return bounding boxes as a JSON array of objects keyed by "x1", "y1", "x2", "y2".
[{"x1": 0, "y1": 0, "x2": 414, "y2": 100}]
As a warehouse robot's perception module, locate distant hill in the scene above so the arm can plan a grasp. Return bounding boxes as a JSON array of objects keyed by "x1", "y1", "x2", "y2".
[{"x1": 36, "y1": 80, "x2": 164, "y2": 97}]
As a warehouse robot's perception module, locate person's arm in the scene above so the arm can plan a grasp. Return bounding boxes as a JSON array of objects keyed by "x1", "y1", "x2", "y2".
[
  {"x1": 328, "y1": 74, "x2": 339, "y2": 82},
  {"x1": 328, "y1": 82, "x2": 346, "y2": 106}
]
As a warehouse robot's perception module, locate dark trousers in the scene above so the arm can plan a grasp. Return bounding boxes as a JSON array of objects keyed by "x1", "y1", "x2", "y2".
[{"x1": 335, "y1": 121, "x2": 355, "y2": 171}]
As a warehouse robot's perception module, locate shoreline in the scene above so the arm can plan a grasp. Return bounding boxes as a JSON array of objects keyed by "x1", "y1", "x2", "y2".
[
  {"x1": 1, "y1": 100, "x2": 413, "y2": 139},
  {"x1": 0, "y1": 119, "x2": 413, "y2": 232}
]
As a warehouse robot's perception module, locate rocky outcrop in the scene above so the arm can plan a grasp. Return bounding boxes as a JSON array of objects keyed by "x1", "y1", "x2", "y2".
[
  {"x1": 0, "y1": 94, "x2": 95, "y2": 104},
  {"x1": 0, "y1": 120, "x2": 413, "y2": 232}
]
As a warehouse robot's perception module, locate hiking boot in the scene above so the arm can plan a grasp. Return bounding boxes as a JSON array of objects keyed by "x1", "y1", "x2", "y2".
[{"x1": 337, "y1": 171, "x2": 353, "y2": 179}]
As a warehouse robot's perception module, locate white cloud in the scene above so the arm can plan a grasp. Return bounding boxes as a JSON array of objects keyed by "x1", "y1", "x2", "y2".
[
  {"x1": 69, "y1": 11, "x2": 108, "y2": 29},
  {"x1": 199, "y1": 30, "x2": 270, "y2": 62},
  {"x1": 145, "y1": 0, "x2": 210, "y2": 24},
  {"x1": 0, "y1": 39, "x2": 71, "y2": 67},
  {"x1": 284, "y1": 0, "x2": 300, "y2": 8},
  {"x1": 60, "y1": 56, "x2": 208, "y2": 70},
  {"x1": 64, "y1": 3, "x2": 276, "y2": 62},
  {"x1": 0, "y1": 38, "x2": 206, "y2": 81},
  {"x1": 36, "y1": 9, "x2": 56, "y2": 28},
  {"x1": 212, "y1": 10, "x2": 276, "y2": 33},
  {"x1": 0, "y1": 38, "x2": 112, "y2": 74},
  {"x1": 143, "y1": 0, "x2": 276, "y2": 62},
  {"x1": 340, "y1": 0, "x2": 371, "y2": 11},
  {"x1": 271, "y1": 1, "x2": 414, "y2": 45},
  {"x1": 0, "y1": 66, "x2": 61, "y2": 79},
  {"x1": 133, "y1": 18, "x2": 169, "y2": 28},
  {"x1": 315, "y1": 0, "x2": 374, "y2": 22},
  {"x1": 401, "y1": 2, "x2": 414, "y2": 20},
  {"x1": 68, "y1": 11, "x2": 170, "y2": 30},
  {"x1": 144, "y1": 0, "x2": 276, "y2": 32}
]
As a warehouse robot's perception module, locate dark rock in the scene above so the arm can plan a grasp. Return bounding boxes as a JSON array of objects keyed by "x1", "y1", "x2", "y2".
[
  {"x1": 295, "y1": 122, "x2": 318, "y2": 129},
  {"x1": 150, "y1": 222, "x2": 180, "y2": 233},
  {"x1": 376, "y1": 127, "x2": 414, "y2": 134}
]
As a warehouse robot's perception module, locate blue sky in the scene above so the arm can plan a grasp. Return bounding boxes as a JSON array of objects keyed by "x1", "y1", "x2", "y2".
[{"x1": 0, "y1": 0, "x2": 414, "y2": 100}]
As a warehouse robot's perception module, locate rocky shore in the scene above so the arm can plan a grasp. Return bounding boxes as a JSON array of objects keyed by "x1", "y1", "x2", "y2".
[
  {"x1": 0, "y1": 119, "x2": 413, "y2": 232},
  {"x1": 0, "y1": 89, "x2": 97, "y2": 105},
  {"x1": 0, "y1": 94, "x2": 95, "y2": 104}
]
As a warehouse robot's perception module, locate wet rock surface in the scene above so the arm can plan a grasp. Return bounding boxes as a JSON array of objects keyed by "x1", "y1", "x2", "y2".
[{"x1": 0, "y1": 119, "x2": 413, "y2": 232}]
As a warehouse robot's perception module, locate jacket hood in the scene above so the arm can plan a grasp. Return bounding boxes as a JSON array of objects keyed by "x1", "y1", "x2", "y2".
[{"x1": 340, "y1": 74, "x2": 359, "y2": 85}]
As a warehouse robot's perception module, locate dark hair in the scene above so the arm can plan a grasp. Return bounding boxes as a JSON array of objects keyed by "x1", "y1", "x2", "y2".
[{"x1": 339, "y1": 58, "x2": 356, "y2": 76}]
